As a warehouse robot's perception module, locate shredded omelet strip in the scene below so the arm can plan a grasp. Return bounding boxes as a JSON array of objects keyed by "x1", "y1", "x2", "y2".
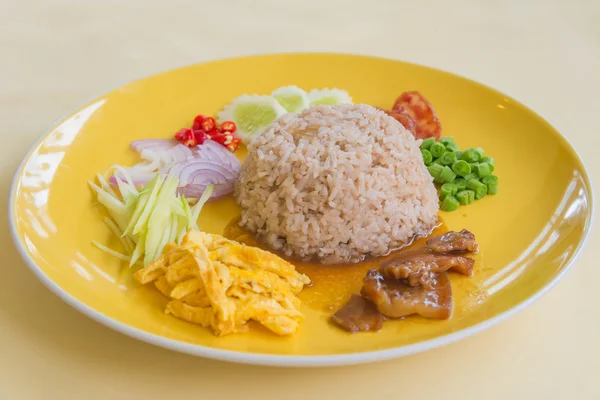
[{"x1": 133, "y1": 229, "x2": 310, "y2": 336}]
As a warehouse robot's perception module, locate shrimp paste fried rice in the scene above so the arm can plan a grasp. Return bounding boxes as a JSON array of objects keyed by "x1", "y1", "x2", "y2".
[{"x1": 235, "y1": 104, "x2": 439, "y2": 264}]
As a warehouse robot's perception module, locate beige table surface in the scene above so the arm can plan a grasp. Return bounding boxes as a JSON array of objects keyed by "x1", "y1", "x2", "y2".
[{"x1": 1, "y1": 0, "x2": 599, "y2": 399}]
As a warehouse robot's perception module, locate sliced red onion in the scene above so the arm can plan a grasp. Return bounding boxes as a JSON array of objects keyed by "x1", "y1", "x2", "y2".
[
  {"x1": 138, "y1": 149, "x2": 163, "y2": 171},
  {"x1": 177, "y1": 159, "x2": 235, "y2": 186},
  {"x1": 193, "y1": 140, "x2": 239, "y2": 168},
  {"x1": 130, "y1": 139, "x2": 178, "y2": 153},
  {"x1": 159, "y1": 144, "x2": 193, "y2": 165},
  {"x1": 110, "y1": 167, "x2": 157, "y2": 186},
  {"x1": 112, "y1": 137, "x2": 241, "y2": 200},
  {"x1": 179, "y1": 181, "x2": 234, "y2": 200}
]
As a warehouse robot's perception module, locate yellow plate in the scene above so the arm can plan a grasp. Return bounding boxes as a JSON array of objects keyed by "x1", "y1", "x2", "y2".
[{"x1": 9, "y1": 53, "x2": 593, "y2": 366}]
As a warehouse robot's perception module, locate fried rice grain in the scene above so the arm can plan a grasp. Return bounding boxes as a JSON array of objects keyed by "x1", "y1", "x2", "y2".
[{"x1": 235, "y1": 104, "x2": 439, "y2": 264}]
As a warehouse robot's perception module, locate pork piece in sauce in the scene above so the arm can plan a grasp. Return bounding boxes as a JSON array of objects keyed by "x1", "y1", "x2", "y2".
[
  {"x1": 361, "y1": 269, "x2": 453, "y2": 319},
  {"x1": 331, "y1": 229, "x2": 478, "y2": 331},
  {"x1": 331, "y1": 294, "x2": 385, "y2": 333},
  {"x1": 380, "y1": 250, "x2": 475, "y2": 287},
  {"x1": 426, "y1": 229, "x2": 478, "y2": 254}
]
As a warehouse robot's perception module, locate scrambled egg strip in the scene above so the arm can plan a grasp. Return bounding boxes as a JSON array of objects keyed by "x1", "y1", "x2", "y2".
[{"x1": 133, "y1": 230, "x2": 310, "y2": 336}]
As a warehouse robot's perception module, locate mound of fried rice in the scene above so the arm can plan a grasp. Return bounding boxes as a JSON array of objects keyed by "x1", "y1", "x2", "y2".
[{"x1": 235, "y1": 104, "x2": 439, "y2": 264}]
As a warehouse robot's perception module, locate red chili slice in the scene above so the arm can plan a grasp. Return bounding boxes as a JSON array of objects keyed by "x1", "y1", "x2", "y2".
[
  {"x1": 201, "y1": 117, "x2": 216, "y2": 132},
  {"x1": 208, "y1": 129, "x2": 227, "y2": 145},
  {"x1": 220, "y1": 121, "x2": 237, "y2": 133},
  {"x1": 193, "y1": 129, "x2": 206, "y2": 145},
  {"x1": 181, "y1": 129, "x2": 197, "y2": 147},
  {"x1": 392, "y1": 91, "x2": 441, "y2": 140},
  {"x1": 192, "y1": 115, "x2": 207, "y2": 131},
  {"x1": 174, "y1": 128, "x2": 189, "y2": 141},
  {"x1": 228, "y1": 137, "x2": 242, "y2": 152}
]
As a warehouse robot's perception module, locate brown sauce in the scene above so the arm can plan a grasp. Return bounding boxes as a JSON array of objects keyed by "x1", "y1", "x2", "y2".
[{"x1": 223, "y1": 217, "x2": 449, "y2": 312}]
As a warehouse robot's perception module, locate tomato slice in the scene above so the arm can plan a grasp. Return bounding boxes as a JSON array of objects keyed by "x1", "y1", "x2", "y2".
[{"x1": 391, "y1": 91, "x2": 441, "y2": 140}]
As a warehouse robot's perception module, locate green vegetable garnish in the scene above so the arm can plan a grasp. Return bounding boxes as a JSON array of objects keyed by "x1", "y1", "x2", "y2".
[
  {"x1": 481, "y1": 175, "x2": 498, "y2": 184},
  {"x1": 445, "y1": 142, "x2": 460, "y2": 152},
  {"x1": 430, "y1": 142, "x2": 446, "y2": 158},
  {"x1": 481, "y1": 156, "x2": 494, "y2": 166},
  {"x1": 420, "y1": 137, "x2": 436, "y2": 150},
  {"x1": 271, "y1": 86, "x2": 309, "y2": 113},
  {"x1": 463, "y1": 172, "x2": 478, "y2": 181},
  {"x1": 421, "y1": 149, "x2": 433, "y2": 165},
  {"x1": 482, "y1": 175, "x2": 498, "y2": 194},
  {"x1": 474, "y1": 163, "x2": 492, "y2": 178},
  {"x1": 461, "y1": 148, "x2": 481, "y2": 163},
  {"x1": 467, "y1": 178, "x2": 488, "y2": 199},
  {"x1": 454, "y1": 178, "x2": 467, "y2": 190},
  {"x1": 422, "y1": 137, "x2": 497, "y2": 210},
  {"x1": 440, "y1": 183, "x2": 458, "y2": 199},
  {"x1": 440, "y1": 194, "x2": 460, "y2": 212},
  {"x1": 439, "y1": 151, "x2": 457, "y2": 166},
  {"x1": 457, "y1": 190, "x2": 475, "y2": 205},
  {"x1": 440, "y1": 166, "x2": 457, "y2": 183},
  {"x1": 427, "y1": 163, "x2": 444, "y2": 180},
  {"x1": 452, "y1": 160, "x2": 471, "y2": 177},
  {"x1": 217, "y1": 95, "x2": 287, "y2": 145},
  {"x1": 89, "y1": 174, "x2": 213, "y2": 266}
]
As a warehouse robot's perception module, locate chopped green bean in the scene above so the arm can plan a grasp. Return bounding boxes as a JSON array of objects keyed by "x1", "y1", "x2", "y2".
[
  {"x1": 439, "y1": 151, "x2": 457, "y2": 165},
  {"x1": 456, "y1": 190, "x2": 475, "y2": 205},
  {"x1": 427, "y1": 163, "x2": 444, "y2": 180},
  {"x1": 482, "y1": 175, "x2": 498, "y2": 194},
  {"x1": 440, "y1": 194, "x2": 460, "y2": 212},
  {"x1": 420, "y1": 137, "x2": 436, "y2": 150},
  {"x1": 486, "y1": 181, "x2": 498, "y2": 195},
  {"x1": 430, "y1": 142, "x2": 446, "y2": 158},
  {"x1": 474, "y1": 162, "x2": 492, "y2": 178},
  {"x1": 463, "y1": 173, "x2": 478, "y2": 181},
  {"x1": 445, "y1": 142, "x2": 460, "y2": 152},
  {"x1": 481, "y1": 156, "x2": 495, "y2": 166},
  {"x1": 454, "y1": 178, "x2": 467, "y2": 190},
  {"x1": 428, "y1": 138, "x2": 497, "y2": 207},
  {"x1": 452, "y1": 160, "x2": 471, "y2": 177},
  {"x1": 467, "y1": 179, "x2": 488, "y2": 199},
  {"x1": 440, "y1": 183, "x2": 458, "y2": 199},
  {"x1": 421, "y1": 149, "x2": 433, "y2": 165},
  {"x1": 440, "y1": 166, "x2": 457, "y2": 183},
  {"x1": 461, "y1": 148, "x2": 481, "y2": 163},
  {"x1": 481, "y1": 175, "x2": 498, "y2": 184}
]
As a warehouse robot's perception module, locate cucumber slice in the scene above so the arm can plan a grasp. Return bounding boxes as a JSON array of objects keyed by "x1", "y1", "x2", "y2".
[
  {"x1": 217, "y1": 95, "x2": 287, "y2": 145},
  {"x1": 271, "y1": 86, "x2": 309, "y2": 113},
  {"x1": 307, "y1": 88, "x2": 352, "y2": 106}
]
